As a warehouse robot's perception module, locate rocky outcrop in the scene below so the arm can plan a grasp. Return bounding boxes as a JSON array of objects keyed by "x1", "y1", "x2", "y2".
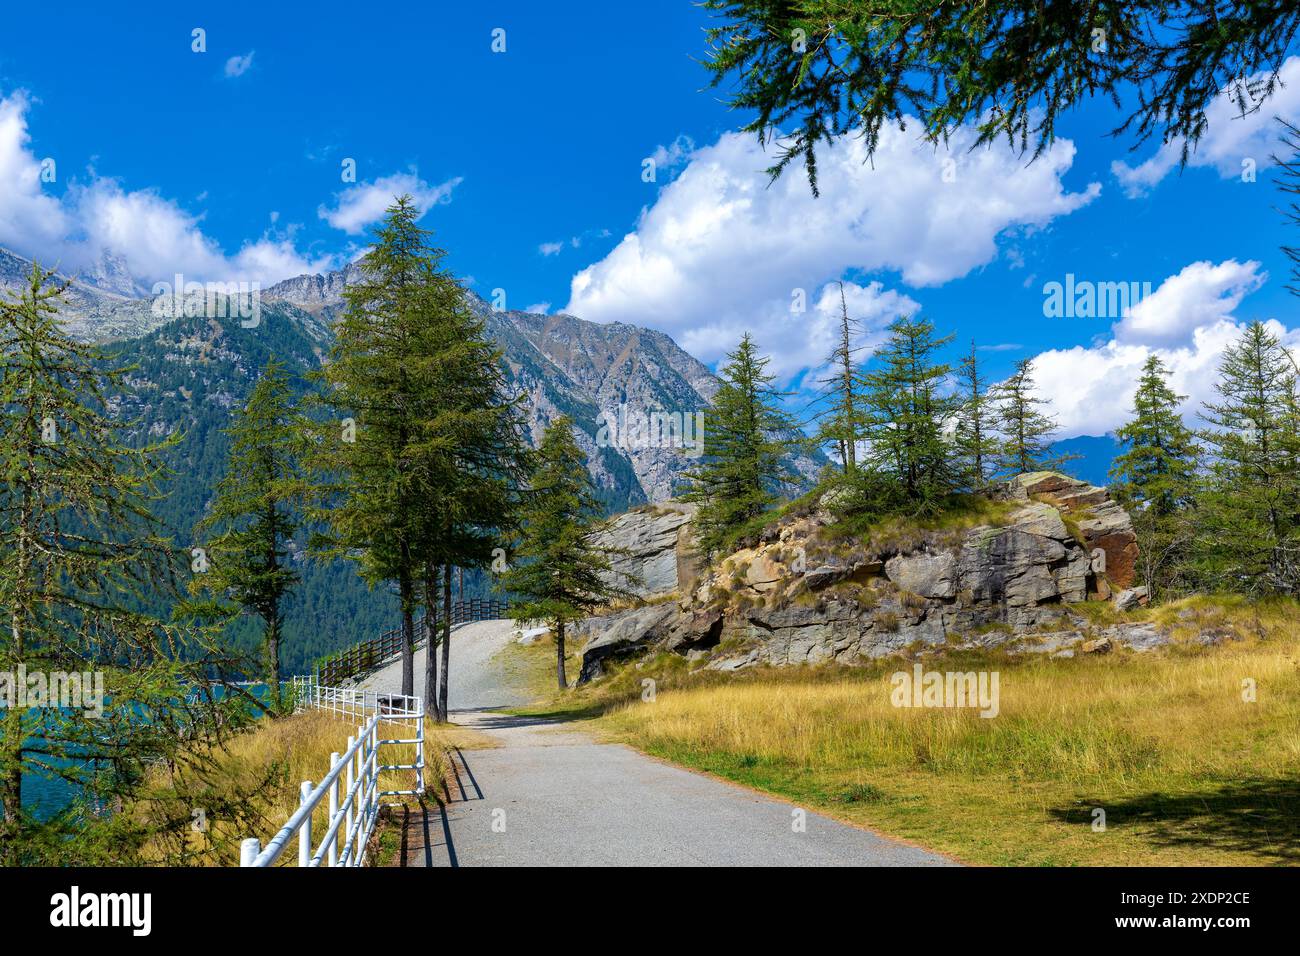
[
  {"x1": 576, "y1": 472, "x2": 1158, "y2": 681},
  {"x1": 574, "y1": 604, "x2": 679, "y2": 682},
  {"x1": 1009, "y1": 472, "x2": 1139, "y2": 589},
  {"x1": 591, "y1": 502, "x2": 699, "y2": 599}
]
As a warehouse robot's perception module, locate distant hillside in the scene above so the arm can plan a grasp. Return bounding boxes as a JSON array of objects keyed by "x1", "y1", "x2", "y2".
[{"x1": 0, "y1": 246, "x2": 165, "y2": 342}]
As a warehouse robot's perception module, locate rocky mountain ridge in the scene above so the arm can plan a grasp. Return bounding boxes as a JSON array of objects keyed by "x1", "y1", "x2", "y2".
[
  {"x1": 262, "y1": 263, "x2": 823, "y2": 503},
  {"x1": 4, "y1": 248, "x2": 824, "y2": 505},
  {"x1": 0, "y1": 246, "x2": 163, "y2": 342}
]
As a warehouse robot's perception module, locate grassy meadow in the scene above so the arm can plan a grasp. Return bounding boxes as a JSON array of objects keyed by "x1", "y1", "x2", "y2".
[{"x1": 136, "y1": 709, "x2": 492, "y2": 866}]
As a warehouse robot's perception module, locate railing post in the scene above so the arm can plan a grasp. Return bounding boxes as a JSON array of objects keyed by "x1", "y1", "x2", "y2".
[
  {"x1": 298, "y1": 780, "x2": 313, "y2": 867},
  {"x1": 416, "y1": 698, "x2": 425, "y2": 794},
  {"x1": 328, "y1": 752, "x2": 341, "y2": 867},
  {"x1": 240, "y1": 837, "x2": 261, "y2": 867},
  {"x1": 357, "y1": 723, "x2": 368, "y2": 867},
  {"x1": 345, "y1": 737, "x2": 356, "y2": 866},
  {"x1": 369, "y1": 717, "x2": 380, "y2": 861}
]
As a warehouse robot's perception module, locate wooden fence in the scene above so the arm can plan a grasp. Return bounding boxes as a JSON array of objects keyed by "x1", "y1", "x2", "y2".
[{"x1": 317, "y1": 598, "x2": 509, "y2": 686}]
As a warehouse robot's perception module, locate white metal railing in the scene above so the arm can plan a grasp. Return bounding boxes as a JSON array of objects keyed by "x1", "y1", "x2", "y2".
[{"x1": 238, "y1": 677, "x2": 425, "y2": 867}]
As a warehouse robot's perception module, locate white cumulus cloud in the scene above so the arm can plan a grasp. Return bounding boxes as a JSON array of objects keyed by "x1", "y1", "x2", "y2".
[
  {"x1": 1113, "y1": 259, "x2": 1265, "y2": 346},
  {"x1": 0, "y1": 90, "x2": 74, "y2": 262},
  {"x1": 1028, "y1": 259, "x2": 1287, "y2": 438},
  {"x1": 1111, "y1": 56, "x2": 1300, "y2": 197},
  {"x1": 567, "y1": 123, "x2": 1099, "y2": 377},
  {"x1": 318, "y1": 170, "x2": 462, "y2": 235}
]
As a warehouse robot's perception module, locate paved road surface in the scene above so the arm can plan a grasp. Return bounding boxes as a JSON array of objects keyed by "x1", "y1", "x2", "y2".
[{"x1": 363, "y1": 620, "x2": 954, "y2": 867}]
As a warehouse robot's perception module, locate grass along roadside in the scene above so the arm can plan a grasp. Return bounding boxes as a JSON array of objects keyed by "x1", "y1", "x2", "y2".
[
  {"x1": 509, "y1": 597, "x2": 1300, "y2": 866},
  {"x1": 137, "y1": 709, "x2": 495, "y2": 865}
]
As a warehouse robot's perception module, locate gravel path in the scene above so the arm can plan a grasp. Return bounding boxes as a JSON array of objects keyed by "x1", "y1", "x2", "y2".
[
  {"x1": 381, "y1": 619, "x2": 954, "y2": 867},
  {"x1": 356, "y1": 619, "x2": 525, "y2": 710}
]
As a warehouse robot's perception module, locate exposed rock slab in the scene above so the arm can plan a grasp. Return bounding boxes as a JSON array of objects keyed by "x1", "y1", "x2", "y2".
[
  {"x1": 575, "y1": 604, "x2": 679, "y2": 682},
  {"x1": 592, "y1": 502, "x2": 698, "y2": 599}
]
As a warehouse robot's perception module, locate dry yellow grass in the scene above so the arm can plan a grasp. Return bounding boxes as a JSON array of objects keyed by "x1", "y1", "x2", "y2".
[
  {"x1": 138, "y1": 709, "x2": 492, "y2": 866},
  {"x1": 566, "y1": 600, "x2": 1300, "y2": 866}
]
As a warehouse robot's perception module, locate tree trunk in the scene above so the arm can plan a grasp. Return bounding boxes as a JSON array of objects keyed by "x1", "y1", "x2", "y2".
[
  {"x1": 422, "y1": 564, "x2": 441, "y2": 722},
  {"x1": 266, "y1": 613, "x2": 282, "y2": 714},
  {"x1": 1, "y1": 473, "x2": 33, "y2": 854},
  {"x1": 399, "y1": 560, "x2": 415, "y2": 698},
  {"x1": 264, "y1": 503, "x2": 283, "y2": 713},
  {"x1": 556, "y1": 619, "x2": 567, "y2": 690},
  {"x1": 438, "y1": 564, "x2": 452, "y2": 720}
]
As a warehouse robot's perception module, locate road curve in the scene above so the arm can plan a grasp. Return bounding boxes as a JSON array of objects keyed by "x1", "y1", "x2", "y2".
[{"x1": 363, "y1": 620, "x2": 955, "y2": 867}]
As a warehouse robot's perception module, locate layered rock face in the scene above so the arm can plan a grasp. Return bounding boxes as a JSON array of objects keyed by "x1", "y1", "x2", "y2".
[
  {"x1": 1007, "y1": 471, "x2": 1139, "y2": 592},
  {"x1": 576, "y1": 473, "x2": 1152, "y2": 680},
  {"x1": 590, "y1": 502, "x2": 700, "y2": 600}
]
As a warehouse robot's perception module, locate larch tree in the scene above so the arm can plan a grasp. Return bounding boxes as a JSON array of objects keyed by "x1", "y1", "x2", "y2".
[
  {"x1": 308, "y1": 196, "x2": 528, "y2": 719},
  {"x1": 184, "y1": 358, "x2": 303, "y2": 713},
  {"x1": 701, "y1": 0, "x2": 1298, "y2": 195},
  {"x1": 860, "y1": 316, "x2": 957, "y2": 512},
  {"x1": 683, "y1": 333, "x2": 801, "y2": 558},
  {"x1": 1196, "y1": 321, "x2": 1300, "y2": 593},
  {"x1": 992, "y1": 358, "x2": 1070, "y2": 476},
  {"x1": 306, "y1": 196, "x2": 437, "y2": 699},
  {"x1": 497, "y1": 418, "x2": 622, "y2": 690},
  {"x1": 0, "y1": 264, "x2": 237, "y2": 863},
  {"x1": 952, "y1": 341, "x2": 996, "y2": 491},
  {"x1": 1112, "y1": 354, "x2": 1200, "y2": 515},
  {"x1": 814, "y1": 282, "x2": 867, "y2": 473},
  {"x1": 409, "y1": 307, "x2": 530, "y2": 722},
  {"x1": 1110, "y1": 354, "x2": 1201, "y2": 595}
]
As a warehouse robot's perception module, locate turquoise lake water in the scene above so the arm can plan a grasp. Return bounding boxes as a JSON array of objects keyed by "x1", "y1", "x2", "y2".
[{"x1": 18, "y1": 682, "x2": 286, "y2": 822}]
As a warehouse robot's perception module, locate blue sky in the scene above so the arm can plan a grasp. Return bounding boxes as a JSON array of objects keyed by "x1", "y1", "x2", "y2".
[{"x1": 2, "y1": 0, "x2": 1298, "y2": 442}]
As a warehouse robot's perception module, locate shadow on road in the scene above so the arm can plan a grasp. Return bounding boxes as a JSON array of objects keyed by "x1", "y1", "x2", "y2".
[
  {"x1": 453, "y1": 703, "x2": 607, "y2": 726},
  {"x1": 449, "y1": 706, "x2": 589, "y2": 731},
  {"x1": 402, "y1": 746, "x2": 490, "y2": 867}
]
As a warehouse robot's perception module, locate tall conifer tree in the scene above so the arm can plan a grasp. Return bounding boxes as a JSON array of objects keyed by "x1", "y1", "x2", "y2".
[
  {"x1": 185, "y1": 359, "x2": 303, "y2": 712},
  {"x1": 952, "y1": 341, "x2": 995, "y2": 490},
  {"x1": 1110, "y1": 354, "x2": 1200, "y2": 595},
  {"x1": 992, "y1": 358, "x2": 1069, "y2": 476},
  {"x1": 860, "y1": 316, "x2": 957, "y2": 511},
  {"x1": 683, "y1": 334, "x2": 800, "y2": 558},
  {"x1": 1112, "y1": 354, "x2": 1199, "y2": 515},
  {"x1": 814, "y1": 282, "x2": 866, "y2": 472},
  {"x1": 498, "y1": 418, "x2": 621, "y2": 690},
  {"x1": 307, "y1": 197, "x2": 432, "y2": 698},
  {"x1": 308, "y1": 196, "x2": 528, "y2": 716},
  {"x1": 1197, "y1": 322, "x2": 1300, "y2": 593}
]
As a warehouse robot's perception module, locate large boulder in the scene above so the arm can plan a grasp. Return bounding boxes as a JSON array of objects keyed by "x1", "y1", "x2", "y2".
[
  {"x1": 957, "y1": 526, "x2": 1067, "y2": 607},
  {"x1": 573, "y1": 472, "x2": 1144, "y2": 679},
  {"x1": 1009, "y1": 501, "x2": 1070, "y2": 540},
  {"x1": 1008, "y1": 471, "x2": 1138, "y2": 588},
  {"x1": 591, "y1": 502, "x2": 698, "y2": 599},
  {"x1": 1075, "y1": 501, "x2": 1139, "y2": 589},
  {"x1": 575, "y1": 603, "x2": 680, "y2": 683},
  {"x1": 885, "y1": 551, "x2": 957, "y2": 599}
]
